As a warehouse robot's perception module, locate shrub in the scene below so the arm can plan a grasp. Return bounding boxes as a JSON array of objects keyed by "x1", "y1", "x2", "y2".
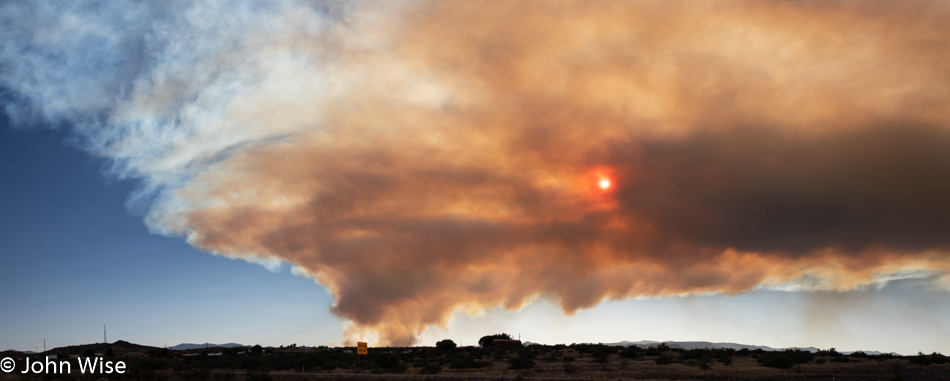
[
  {"x1": 678, "y1": 349, "x2": 713, "y2": 362},
  {"x1": 373, "y1": 353, "x2": 407, "y2": 373},
  {"x1": 655, "y1": 354, "x2": 674, "y2": 365},
  {"x1": 620, "y1": 345, "x2": 642, "y2": 359},
  {"x1": 562, "y1": 362, "x2": 577, "y2": 374},
  {"x1": 715, "y1": 351, "x2": 734, "y2": 366},
  {"x1": 756, "y1": 349, "x2": 815, "y2": 369},
  {"x1": 759, "y1": 354, "x2": 795, "y2": 369},
  {"x1": 931, "y1": 352, "x2": 947, "y2": 364},
  {"x1": 449, "y1": 358, "x2": 491, "y2": 369},
  {"x1": 508, "y1": 357, "x2": 535, "y2": 370},
  {"x1": 420, "y1": 364, "x2": 442, "y2": 374},
  {"x1": 518, "y1": 349, "x2": 539, "y2": 360},
  {"x1": 909, "y1": 353, "x2": 933, "y2": 366}
]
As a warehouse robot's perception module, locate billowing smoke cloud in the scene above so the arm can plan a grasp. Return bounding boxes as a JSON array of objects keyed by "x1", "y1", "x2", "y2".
[{"x1": 3, "y1": 0, "x2": 950, "y2": 345}]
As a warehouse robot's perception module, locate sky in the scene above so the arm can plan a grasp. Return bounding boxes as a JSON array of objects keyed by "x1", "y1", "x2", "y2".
[{"x1": 2, "y1": 0, "x2": 950, "y2": 355}]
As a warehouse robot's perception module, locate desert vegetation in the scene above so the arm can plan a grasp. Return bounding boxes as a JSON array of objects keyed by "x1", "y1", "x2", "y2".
[{"x1": 1, "y1": 337, "x2": 948, "y2": 381}]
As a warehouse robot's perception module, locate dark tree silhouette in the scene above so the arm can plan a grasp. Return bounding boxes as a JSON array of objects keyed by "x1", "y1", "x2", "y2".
[{"x1": 436, "y1": 339, "x2": 457, "y2": 351}]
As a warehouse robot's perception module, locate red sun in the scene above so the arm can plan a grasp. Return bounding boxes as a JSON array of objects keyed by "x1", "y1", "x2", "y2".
[{"x1": 599, "y1": 178, "x2": 611, "y2": 190}]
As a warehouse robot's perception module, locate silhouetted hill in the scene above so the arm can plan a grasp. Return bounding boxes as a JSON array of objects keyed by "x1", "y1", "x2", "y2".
[
  {"x1": 604, "y1": 340, "x2": 798, "y2": 351},
  {"x1": 597, "y1": 340, "x2": 895, "y2": 355},
  {"x1": 1, "y1": 350, "x2": 27, "y2": 358},
  {"x1": 48, "y1": 340, "x2": 160, "y2": 356},
  {"x1": 169, "y1": 342, "x2": 245, "y2": 351}
]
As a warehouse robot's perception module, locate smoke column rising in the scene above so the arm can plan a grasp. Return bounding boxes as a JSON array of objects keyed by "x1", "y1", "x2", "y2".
[{"x1": 3, "y1": 0, "x2": 950, "y2": 345}]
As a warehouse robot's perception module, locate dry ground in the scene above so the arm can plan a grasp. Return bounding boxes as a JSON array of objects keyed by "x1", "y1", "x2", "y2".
[{"x1": 2, "y1": 347, "x2": 947, "y2": 380}]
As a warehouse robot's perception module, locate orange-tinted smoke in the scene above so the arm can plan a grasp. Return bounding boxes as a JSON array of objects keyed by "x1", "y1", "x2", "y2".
[{"x1": 174, "y1": 0, "x2": 950, "y2": 345}]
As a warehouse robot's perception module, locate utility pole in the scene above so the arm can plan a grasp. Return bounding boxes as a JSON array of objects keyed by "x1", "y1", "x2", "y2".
[
  {"x1": 43, "y1": 339, "x2": 46, "y2": 353},
  {"x1": 104, "y1": 324, "x2": 107, "y2": 344}
]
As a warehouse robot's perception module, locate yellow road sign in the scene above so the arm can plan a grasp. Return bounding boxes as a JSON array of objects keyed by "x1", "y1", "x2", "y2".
[{"x1": 357, "y1": 341, "x2": 368, "y2": 355}]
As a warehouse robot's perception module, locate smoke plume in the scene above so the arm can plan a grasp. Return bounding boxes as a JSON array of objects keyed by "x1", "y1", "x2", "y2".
[{"x1": 3, "y1": 0, "x2": 950, "y2": 345}]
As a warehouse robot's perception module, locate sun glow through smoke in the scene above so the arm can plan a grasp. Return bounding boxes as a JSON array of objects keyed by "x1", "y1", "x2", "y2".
[{"x1": 599, "y1": 178, "x2": 611, "y2": 190}]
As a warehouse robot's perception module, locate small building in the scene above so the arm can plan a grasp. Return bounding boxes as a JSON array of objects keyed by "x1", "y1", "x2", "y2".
[{"x1": 492, "y1": 339, "x2": 523, "y2": 348}]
